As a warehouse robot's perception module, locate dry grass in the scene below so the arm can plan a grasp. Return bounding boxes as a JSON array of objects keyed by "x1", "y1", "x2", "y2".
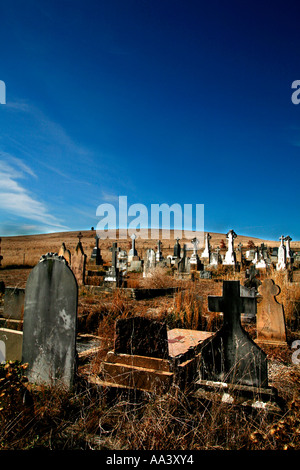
[
  {"x1": 1, "y1": 360, "x2": 300, "y2": 450},
  {"x1": 138, "y1": 266, "x2": 178, "y2": 289}
]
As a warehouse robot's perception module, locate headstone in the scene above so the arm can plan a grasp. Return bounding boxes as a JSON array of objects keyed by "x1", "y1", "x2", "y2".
[
  {"x1": 90, "y1": 234, "x2": 103, "y2": 265},
  {"x1": 190, "y1": 237, "x2": 200, "y2": 269},
  {"x1": 0, "y1": 328, "x2": 23, "y2": 362},
  {"x1": 240, "y1": 285, "x2": 256, "y2": 322},
  {"x1": 236, "y1": 242, "x2": 243, "y2": 264},
  {"x1": 201, "y1": 233, "x2": 211, "y2": 260},
  {"x1": 128, "y1": 233, "x2": 138, "y2": 261},
  {"x1": 143, "y1": 248, "x2": 156, "y2": 277},
  {"x1": 255, "y1": 246, "x2": 267, "y2": 269},
  {"x1": 200, "y1": 280, "x2": 268, "y2": 387},
  {"x1": 256, "y1": 279, "x2": 287, "y2": 345},
  {"x1": 127, "y1": 259, "x2": 143, "y2": 273},
  {"x1": 71, "y1": 239, "x2": 87, "y2": 286},
  {"x1": 22, "y1": 253, "x2": 78, "y2": 389},
  {"x1": 178, "y1": 244, "x2": 190, "y2": 273},
  {"x1": 117, "y1": 249, "x2": 128, "y2": 274},
  {"x1": 210, "y1": 246, "x2": 221, "y2": 266},
  {"x1": 114, "y1": 316, "x2": 168, "y2": 359},
  {"x1": 285, "y1": 236, "x2": 293, "y2": 259},
  {"x1": 244, "y1": 264, "x2": 261, "y2": 290},
  {"x1": 58, "y1": 242, "x2": 71, "y2": 264},
  {"x1": 276, "y1": 235, "x2": 287, "y2": 271},
  {"x1": 173, "y1": 238, "x2": 181, "y2": 259},
  {"x1": 223, "y1": 229, "x2": 237, "y2": 266},
  {"x1": 156, "y1": 240, "x2": 163, "y2": 262},
  {"x1": 3, "y1": 287, "x2": 25, "y2": 320}
]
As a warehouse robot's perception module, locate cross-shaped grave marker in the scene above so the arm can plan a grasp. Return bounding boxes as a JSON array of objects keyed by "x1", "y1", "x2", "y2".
[{"x1": 200, "y1": 280, "x2": 268, "y2": 387}]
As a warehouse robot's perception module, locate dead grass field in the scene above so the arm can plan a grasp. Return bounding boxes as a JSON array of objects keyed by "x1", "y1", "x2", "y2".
[{"x1": 1, "y1": 229, "x2": 298, "y2": 268}]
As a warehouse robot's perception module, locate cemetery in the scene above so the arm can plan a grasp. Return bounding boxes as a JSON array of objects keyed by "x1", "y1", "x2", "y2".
[{"x1": 0, "y1": 229, "x2": 300, "y2": 450}]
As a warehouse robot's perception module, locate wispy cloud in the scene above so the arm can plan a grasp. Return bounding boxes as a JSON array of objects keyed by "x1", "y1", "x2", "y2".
[{"x1": 0, "y1": 156, "x2": 67, "y2": 230}]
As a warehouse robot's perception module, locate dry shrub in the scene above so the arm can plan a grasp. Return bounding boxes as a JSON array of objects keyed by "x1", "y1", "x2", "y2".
[
  {"x1": 139, "y1": 267, "x2": 177, "y2": 289},
  {"x1": 94, "y1": 385, "x2": 273, "y2": 450},
  {"x1": 171, "y1": 282, "x2": 204, "y2": 330}
]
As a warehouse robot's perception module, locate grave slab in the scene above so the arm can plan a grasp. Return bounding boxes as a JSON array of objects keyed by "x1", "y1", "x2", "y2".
[{"x1": 3, "y1": 287, "x2": 25, "y2": 320}]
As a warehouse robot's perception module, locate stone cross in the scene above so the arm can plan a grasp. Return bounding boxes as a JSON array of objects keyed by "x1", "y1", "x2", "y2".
[
  {"x1": 200, "y1": 280, "x2": 268, "y2": 387},
  {"x1": 201, "y1": 233, "x2": 211, "y2": 258},
  {"x1": 110, "y1": 242, "x2": 118, "y2": 268},
  {"x1": 129, "y1": 233, "x2": 137, "y2": 258},
  {"x1": 238, "y1": 242, "x2": 243, "y2": 252},
  {"x1": 223, "y1": 229, "x2": 237, "y2": 265}
]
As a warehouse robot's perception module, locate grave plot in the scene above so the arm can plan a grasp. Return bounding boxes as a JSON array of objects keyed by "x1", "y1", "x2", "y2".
[{"x1": 90, "y1": 316, "x2": 215, "y2": 392}]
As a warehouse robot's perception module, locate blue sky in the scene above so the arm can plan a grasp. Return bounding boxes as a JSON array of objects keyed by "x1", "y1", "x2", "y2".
[{"x1": 0, "y1": 0, "x2": 299, "y2": 241}]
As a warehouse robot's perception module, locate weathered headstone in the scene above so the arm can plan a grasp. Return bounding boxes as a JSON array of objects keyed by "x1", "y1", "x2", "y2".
[
  {"x1": 3, "y1": 287, "x2": 25, "y2": 320},
  {"x1": 210, "y1": 246, "x2": 221, "y2": 266},
  {"x1": 173, "y1": 238, "x2": 181, "y2": 259},
  {"x1": 143, "y1": 248, "x2": 156, "y2": 277},
  {"x1": 201, "y1": 233, "x2": 211, "y2": 260},
  {"x1": 240, "y1": 284, "x2": 256, "y2": 322},
  {"x1": 90, "y1": 234, "x2": 103, "y2": 265},
  {"x1": 114, "y1": 316, "x2": 168, "y2": 359},
  {"x1": 104, "y1": 242, "x2": 120, "y2": 285},
  {"x1": 71, "y1": 240, "x2": 87, "y2": 286},
  {"x1": 200, "y1": 280, "x2": 268, "y2": 387},
  {"x1": 190, "y1": 237, "x2": 200, "y2": 270},
  {"x1": 128, "y1": 233, "x2": 138, "y2": 261},
  {"x1": 285, "y1": 236, "x2": 293, "y2": 260},
  {"x1": 156, "y1": 240, "x2": 163, "y2": 262},
  {"x1": 58, "y1": 242, "x2": 71, "y2": 264},
  {"x1": 22, "y1": 253, "x2": 78, "y2": 389},
  {"x1": 256, "y1": 279, "x2": 287, "y2": 345}
]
